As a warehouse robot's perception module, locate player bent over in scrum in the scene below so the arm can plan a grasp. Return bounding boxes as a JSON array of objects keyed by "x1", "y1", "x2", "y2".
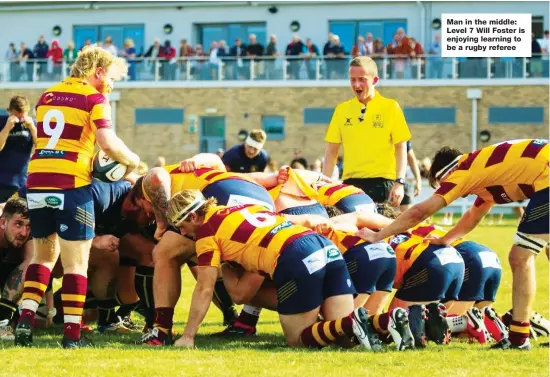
[{"x1": 167, "y1": 190, "x2": 382, "y2": 350}]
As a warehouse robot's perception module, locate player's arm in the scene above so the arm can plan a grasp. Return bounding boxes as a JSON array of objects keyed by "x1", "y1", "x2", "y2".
[
  {"x1": 143, "y1": 167, "x2": 171, "y2": 239},
  {"x1": 332, "y1": 211, "x2": 393, "y2": 230},
  {"x1": 179, "y1": 153, "x2": 226, "y2": 172},
  {"x1": 436, "y1": 200, "x2": 494, "y2": 245},
  {"x1": 322, "y1": 143, "x2": 340, "y2": 177},
  {"x1": 0, "y1": 116, "x2": 17, "y2": 151},
  {"x1": 96, "y1": 128, "x2": 140, "y2": 173},
  {"x1": 221, "y1": 264, "x2": 265, "y2": 305},
  {"x1": 407, "y1": 148, "x2": 422, "y2": 196},
  {"x1": 356, "y1": 195, "x2": 447, "y2": 243},
  {"x1": 181, "y1": 265, "x2": 218, "y2": 343}
]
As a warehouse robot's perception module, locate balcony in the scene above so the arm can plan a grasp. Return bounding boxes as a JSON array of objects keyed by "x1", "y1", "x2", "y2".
[{"x1": 2, "y1": 55, "x2": 548, "y2": 84}]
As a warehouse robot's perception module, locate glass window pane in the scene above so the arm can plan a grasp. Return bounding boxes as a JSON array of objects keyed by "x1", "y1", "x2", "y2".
[
  {"x1": 329, "y1": 22, "x2": 355, "y2": 53},
  {"x1": 201, "y1": 26, "x2": 227, "y2": 49},
  {"x1": 228, "y1": 24, "x2": 246, "y2": 45},
  {"x1": 383, "y1": 21, "x2": 407, "y2": 46},
  {"x1": 73, "y1": 26, "x2": 98, "y2": 50},
  {"x1": 262, "y1": 116, "x2": 285, "y2": 140},
  {"x1": 246, "y1": 24, "x2": 267, "y2": 45},
  {"x1": 358, "y1": 22, "x2": 383, "y2": 42}
]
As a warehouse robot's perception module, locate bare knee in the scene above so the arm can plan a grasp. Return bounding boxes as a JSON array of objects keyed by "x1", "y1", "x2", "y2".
[{"x1": 509, "y1": 247, "x2": 534, "y2": 271}]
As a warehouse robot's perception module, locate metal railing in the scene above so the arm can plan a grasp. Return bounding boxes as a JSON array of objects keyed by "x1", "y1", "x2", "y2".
[{"x1": 1, "y1": 55, "x2": 548, "y2": 82}]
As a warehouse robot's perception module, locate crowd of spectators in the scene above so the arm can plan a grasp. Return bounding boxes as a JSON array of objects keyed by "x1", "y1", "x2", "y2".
[{"x1": 5, "y1": 29, "x2": 549, "y2": 81}]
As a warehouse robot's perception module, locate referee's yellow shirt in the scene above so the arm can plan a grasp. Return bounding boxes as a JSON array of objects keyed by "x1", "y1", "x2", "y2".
[{"x1": 325, "y1": 90, "x2": 411, "y2": 181}]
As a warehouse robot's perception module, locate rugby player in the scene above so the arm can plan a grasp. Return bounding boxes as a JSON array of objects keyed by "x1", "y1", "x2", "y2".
[
  {"x1": 15, "y1": 46, "x2": 140, "y2": 348},
  {"x1": 222, "y1": 129, "x2": 269, "y2": 173},
  {"x1": 356, "y1": 139, "x2": 549, "y2": 350},
  {"x1": 130, "y1": 157, "x2": 279, "y2": 345},
  {"x1": 165, "y1": 189, "x2": 382, "y2": 350},
  {"x1": 0, "y1": 198, "x2": 33, "y2": 339}
]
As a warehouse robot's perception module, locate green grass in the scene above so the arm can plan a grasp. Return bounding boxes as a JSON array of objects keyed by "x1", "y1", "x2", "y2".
[{"x1": 2, "y1": 220, "x2": 549, "y2": 377}]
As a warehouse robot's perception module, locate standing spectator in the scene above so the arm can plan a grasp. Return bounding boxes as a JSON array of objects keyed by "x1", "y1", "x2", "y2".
[
  {"x1": 179, "y1": 39, "x2": 194, "y2": 79},
  {"x1": 18, "y1": 43, "x2": 34, "y2": 82},
  {"x1": 539, "y1": 30, "x2": 549, "y2": 77},
  {"x1": 372, "y1": 39, "x2": 386, "y2": 77},
  {"x1": 46, "y1": 40, "x2": 63, "y2": 80},
  {"x1": 427, "y1": 34, "x2": 443, "y2": 78},
  {"x1": 160, "y1": 40, "x2": 176, "y2": 80},
  {"x1": 145, "y1": 38, "x2": 162, "y2": 79},
  {"x1": 0, "y1": 96, "x2": 36, "y2": 203},
  {"x1": 285, "y1": 34, "x2": 305, "y2": 80},
  {"x1": 304, "y1": 38, "x2": 320, "y2": 80},
  {"x1": 208, "y1": 41, "x2": 222, "y2": 80},
  {"x1": 365, "y1": 33, "x2": 374, "y2": 55},
  {"x1": 351, "y1": 36, "x2": 367, "y2": 57},
  {"x1": 222, "y1": 129, "x2": 269, "y2": 173},
  {"x1": 322, "y1": 56, "x2": 411, "y2": 209},
  {"x1": 247, "y1": 34, "x2": 264, "y2": 79},
  {"x1": 103, "y1": 36, "x2": 118, "y2": 56},
  {"x1": 121, "y1": 38, "x2": 137, "y2": 81},
  {"x1": 530, "y1": 33, "x2": 543, "y2": 77},
  {"x1": 80, "y1": 39, "x2": 92, "y2": 51},
  {"x1": 192, "y1": 44, "x2": 208, "y2": 80},
  {"x1": 5, "y1": 43, "x2": 18, "y2": 81},
  {"x1": 229, "y1": 38, "x2": 247, "y2": 80},
  {"x1": 409, "y1": 37, "x2": 424, "y2": 79},
  {"x1": 323, "y1": 32, "x2": 334, "y2": 57},
  {"x1": 325, "y1": 35, "x2": 345, "y2": 79},
  {"x1": 265, "y1": 34, "x2": 278, "y2": 79},
  {"x1": 63, "y1": 41, "x2": 78, "y2": 65},
  {"x1": 290, "y1": 150, "x2": 308, "y2": 171},
  {"x1": 33, "y1": 35, "x2": 49, "y2": 79}
]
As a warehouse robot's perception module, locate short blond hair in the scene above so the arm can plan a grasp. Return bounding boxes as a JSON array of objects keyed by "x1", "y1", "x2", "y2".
[
  {"x1": 249, "y1": 129, "x2": 267, "y2": 144},
  {"x1": 167, "y1": 189, "x2": 217, "y2": 226},
  {"x1": 8, "y1": 95, "x2": 30, "y2": 113},
  {"x1": 349, "y1": 56, "x2": 378, "y2": 77},
  {"x1": 70, "y1": 45, "x2": 128, "y2": 80}
]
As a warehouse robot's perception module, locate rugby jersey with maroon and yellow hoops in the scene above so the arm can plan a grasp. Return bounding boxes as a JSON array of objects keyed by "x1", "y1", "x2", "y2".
[{"x1": 27, "y1": 77, "x2": 112, "y2": 190}]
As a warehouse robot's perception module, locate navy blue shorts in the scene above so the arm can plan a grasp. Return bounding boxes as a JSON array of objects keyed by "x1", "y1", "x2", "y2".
[
  {"x1": 335, "y1": 193, "x2": 376, "y2": 214},
  {"x1": 518, "y1": 187, "x2": 549, "y2": 235},
  {"x1": 279, "y1": 202, "x2": 329, "y2": 218},
  {"x1": 26, "y1": 185, "x2": 95, "y2": 241},
  {"x1": 395, "y1": 244, "x2": 465, "y2": 302},
  {"x1": 344, "y1": 241, "x2": 396, "y2": 294},
  {"x1": 273, "y1": 233, "x2": 356, "y2": 315},
  {"x1": 455, "y1": 241, "x2": 502, "y2": 302},
  {"x1": 202, "y1": 179, "x2": 275, "y2": 211}
]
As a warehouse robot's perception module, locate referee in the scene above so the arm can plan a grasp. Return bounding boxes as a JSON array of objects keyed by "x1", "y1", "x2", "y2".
[{"x1": 322, "y1": 56, "x2": 411, "y2": 208}]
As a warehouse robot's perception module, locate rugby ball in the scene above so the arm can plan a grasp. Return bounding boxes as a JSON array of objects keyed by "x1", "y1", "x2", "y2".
[{"x1": 92, "y1": 150, "x2": 128, "y2": 182}]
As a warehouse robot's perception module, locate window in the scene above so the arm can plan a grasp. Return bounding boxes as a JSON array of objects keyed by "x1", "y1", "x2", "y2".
[
  {"x1": 262, "y1": 116, "x2": 285, "y2": 140},
  {"x1": 73, "y1": 24, "x2": 145, "y2": 55},
  {"x1": 532, "y1": 16, "x2": 544, "y2": 39},
  {"x1": 329, "y1": 19, "x2": 407, "y2": 51},
  {"x1": 403, "y1": 107, "x2": 456, "y2": 125},
  {"x1": 488, "y1": 107, "x2": 544, "y2": 125},
  {"x1": 135, "y1": 108, "x2": 184, "y2": 125},
  {"x1": 196, "y1": 23, "x2": 267, "y2": 48}
]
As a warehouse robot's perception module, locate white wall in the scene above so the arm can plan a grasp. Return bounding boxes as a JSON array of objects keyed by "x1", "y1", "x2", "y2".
[{"x1": 0, "y1": 1, "x2": 545, "y2": 54}]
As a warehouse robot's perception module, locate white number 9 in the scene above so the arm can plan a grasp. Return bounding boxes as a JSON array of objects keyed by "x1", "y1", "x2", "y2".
[
  {"x1": 43, "y1": 109, "x2": 65, "y2": 150},
  {"x1": 241, "y1": 208, "x2": 276, "y2": 228}
]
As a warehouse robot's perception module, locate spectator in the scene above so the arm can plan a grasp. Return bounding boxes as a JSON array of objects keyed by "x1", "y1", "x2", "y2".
[
  {"x1": 304, "y1": 38, "x2": 320, "y2": 80},
  {"x1": 365, "y1": 33, "x2": 374, "y2": 55},
  {"x1": 18, "y1": 43, "x2": 34, "y2": 81},
  {"x1": 531, "y1": 33, "x2": 543, "y2": 77},
  {"x1": 247, "y1": 34, "x2": 264, "y2": 79},
  {"x1": 145, "y1": 38, "x2": 162, "y2": 78},
  {"x1": 161, "y1": 40, "x2": 176, "y2": 80},
  {"x1": 208, "y1": 41, "x2": 222, "y2": 80},
  {"x1": 290, "y1": 150, "x2": 308, "y2": 171},
  {"x1": 323, "y1": 56, "x2": 411, "y2": 209},
  {"x1": 409, "y1": 37, "x2": 424, "y2": 79},
  {"x1": 80, "y1": 39, "x2": 92, "y2": 51},
  {"x1": 5, "y1": 43, "x2": 18, "y2": 81},
  {"x1": 47, "y1": 40, "x2": 63, "y2": 80},
  {"x1": 323, "y1": 32, "x2": 334, "y2": 56},
  {"x1": 155, "y1": 156, "x2": 166, "y2": 167},
  {"x1": 290, "y1": 160, "x2": 306, "y2": 170},
  {"x1": 351, "y1": 36, "x2": 367, "y2": 57},
  {"x1": 229, "y1": 38, "x2": 247, "y2": 80},
  {"x1": 265, "y1": 34, "x2": 278, "y2": 79},
  {"x1": 0, "y1": 96, "x2": 36, "y2": 203},
  {"x1": 179, "y1": 39, "x2": 195, "y2": 79},
  {"x1": 103, "y1": 36, "x2": 118, "y2": 56},
  {"x1": 222, "y1": 129, "x2": 269, "y2": 173},
  {"x1": 285, "y1": 34, "x2": 305, "y2": 79},
  {"x1": 427, "y1": 34, "x2": 443, "y2": 79},
  {"x1": 325, "y1": 34, "x2": 345, "y2": 79},
  {"x1": 371, "y1": 38, "x2": 386, "y2": 76},
  {"x1": 63, "y1": 41, "x2": 78, "y2": 65},
  {"x1": 540, "y1": 30, "x2": 549, "y2": 77},
  {"x1": 192, "y1": 44, "x2": 208, "y2": 80},
  {"x1": 265, "y1": 157, "x2": 278, "y2": 173},
  {"x1": 33, "y1": 35, "x2": 49, "y2": 79},
  {"x1": 121, "y1": 38, "x2": 137, "y2": 81}
]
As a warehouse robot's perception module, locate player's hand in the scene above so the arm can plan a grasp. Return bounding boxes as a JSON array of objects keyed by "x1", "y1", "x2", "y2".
[
  {"x1": 414, "y1": 181, "x2": 422, "y2": 197},
  {"x1": 94, "y1": 235, "x2": 120, "y2": 252},
  {"x1": 388, "y1": 183, "x2": 404, "y2": 207},
  {"x1": 355, "y1": 227, "x2": 380, "y2": 243},
  {"x1": 21, "y1": 115, "x2": 35, "y2": 129},
  {"x1": 5, "y1": 115, "x2": 19, "y2": 131},
  {"x1": 174, "y1": 334, "x2": 195, "y2": 348},
  {"x1": 424, "y1": 234, "x2": 449, "y2": 246},
  {"x1": 318, "y1": 174, "x2": 333, "y2": 184},
  {"x1": 277, "y1": 166, "x2": 290, "y2": 185},
  {"x1": 125, "y1": 153, "x2": 140, "y2": 177},
  {"x1": 314, "y1": 223, "x2": 333, "y2": 236},
  {"x1": 179, "y1": 159, "x2": 198, "y2": 173}
]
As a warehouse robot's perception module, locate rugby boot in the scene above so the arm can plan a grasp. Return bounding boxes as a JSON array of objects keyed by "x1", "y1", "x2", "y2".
[
  {"x1": 530, "y1": 312, "x2": 550, "y2": 338},
  {"x1": 120, "y1": 315, "x2": 141, "y2": 331},
  {"x1": 213, "y1": 321, "x2": 257, "y2": 337},
  {"x1": 408, "y1": 304, "x2": 427, "y2": 348},
  {"x1": 466, "y1": 307, "x2": 490, "y2": 344},
  {"x1": 62, "y1": 336, "x2": 93, "y2": 349},
  {"x1": 139, "y1": 327, "x2": 173, "y2": 346},
  {"x1": 425, "y1": 302, "x2": 451, "y2": 344},
  {"x1": 490, "y1": 337, "x2": 531, "y2": 351},
  {"x1": 0, "y1": 319, "x2": 14, "y2": 340},
  {"x1": 350, "y1": 307, "x2": 382, "y2": 352},
  {"x1": 483, "y1": 307, "x2": 508, "y2": 342},
  {"x1": 14, "y1": 322, "x2": 33, "y2": 347},
  {"x1": 387, "y1": 308, "x2": 415, "y2": 351}
]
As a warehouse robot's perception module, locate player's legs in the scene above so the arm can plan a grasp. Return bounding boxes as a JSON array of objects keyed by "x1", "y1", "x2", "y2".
[{"x1": 364, "y1": 291, "x2": 391, "y2": 315}]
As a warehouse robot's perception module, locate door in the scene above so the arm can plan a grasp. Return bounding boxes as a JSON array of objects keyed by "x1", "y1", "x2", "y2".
[
  {"x1": 99, "y1": 26, "x2": 125, "y2": 50},
  {"x1": 200, "y1": 116, "x2": 226, "y2": 153}
]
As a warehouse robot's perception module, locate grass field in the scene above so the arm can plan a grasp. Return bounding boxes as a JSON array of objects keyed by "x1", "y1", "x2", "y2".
[{"x1": 1, "y1": 219, "x2": 548, "y2": 377}]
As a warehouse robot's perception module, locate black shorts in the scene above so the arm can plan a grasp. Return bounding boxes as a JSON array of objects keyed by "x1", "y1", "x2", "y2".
[
  {"x1": 401, "y1": 194, "x2": 412, "y2": 206},
  {"x1": 342, "y1": 178, "x2": 394, "y2": 205}
]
